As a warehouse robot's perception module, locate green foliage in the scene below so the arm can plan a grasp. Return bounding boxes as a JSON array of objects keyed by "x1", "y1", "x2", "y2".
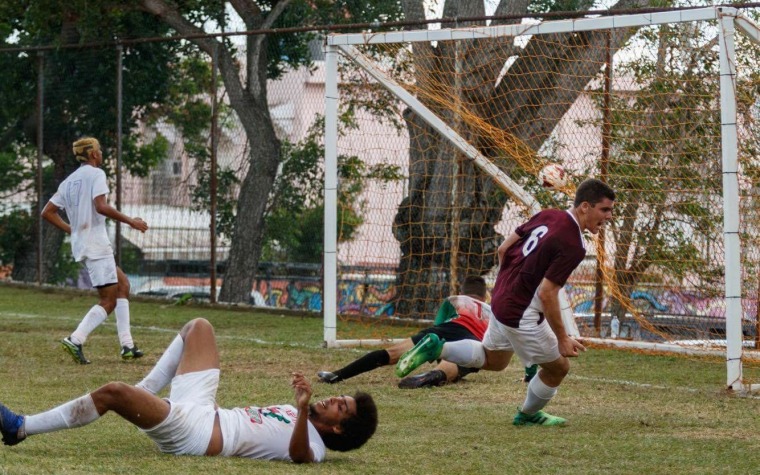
[
  {"x1": 0, "y1": 148, "x2": 34, "y2": 194},
  {"x1": 577, "y1": 18, "x2": 760, "y2": 306},
  {"x1": 0, "y1": 209, "x2": 31, "y2": 266},
  {"x1": 190, "y1": 165, "x2": 239, "y2": 238},
  {"x1": 262, "y1": 115, "x2": 403, "y2": 263},
  {"x1": 47, "y1": 237, "x2": 79, "y2": 284},
  {"x1": 122, "y1": 134, "x2": 170, "y2": 178}
]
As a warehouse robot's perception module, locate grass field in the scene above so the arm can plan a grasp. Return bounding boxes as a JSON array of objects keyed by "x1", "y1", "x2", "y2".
[{"x1": 1, "y1": 284, "x2": 758, "y2": 475}]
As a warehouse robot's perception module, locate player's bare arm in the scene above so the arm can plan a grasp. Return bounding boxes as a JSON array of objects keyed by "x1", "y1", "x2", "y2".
[
  {"x1": 289, "y1": 372, "x2": 315, "y2": 463},
  {"x1": 93, "y1": 194, "x2": 149, "y2": 232},
  {"x1": 538, "y1": 278, "x2": 586, "y2": 357},
  {"x1": 41, "y1": 201, "x2": 71, "y2": 234}
]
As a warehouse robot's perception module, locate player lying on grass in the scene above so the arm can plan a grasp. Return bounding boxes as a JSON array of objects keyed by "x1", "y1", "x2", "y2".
[
  {"x1": 0, "y1": 318, "x2": 377, "y2": 463},
  {"x1": 317, "y1": 275, "x2": 537, "y2": 389}
]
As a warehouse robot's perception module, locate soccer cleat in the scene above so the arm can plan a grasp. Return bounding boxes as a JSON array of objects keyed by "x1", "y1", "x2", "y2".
[
  {"x1": 316, "y1": 371, "x2": 342, "y2": 384},
  {"x1": 523, "y1": 364, "x2": 539, "y2": 383},
  {"x1": 0, "y1": 403, "x2": 26, "y2": 446},
  {"x1": 120, "y1": 344, "x2": 144, "y2": 360},
  {"x1": 61, "y1": 337, "x2": 91, "y2": 365},
  {"x1": 395, "y1": 333, "x2": 444, "y2": 378},
  {"x1": 397, "y1": 369, "x2": 447, "y2": 389},
  {"x1": 513, "y1": 409, "x2": 567, "y2": 427}
]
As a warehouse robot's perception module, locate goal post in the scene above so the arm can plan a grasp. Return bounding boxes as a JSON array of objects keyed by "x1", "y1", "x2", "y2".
[{"x1": 324, "y1": 6, "x2": 760, "y2": 393}]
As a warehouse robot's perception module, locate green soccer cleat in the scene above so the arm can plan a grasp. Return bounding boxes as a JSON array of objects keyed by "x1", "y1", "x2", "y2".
[
  {"x1": 513, "y1": 409, "x2": 567, "y2": 427},
  {"x1": 523, "y1": 364, "x2": 539, "y2": 383},
  {"x1": 120, "y1": 344, "x2": 144, "y2": 360},
  {"x1": 61, "y1": 337, "x2": 90, "y2": 365},
  {"x1": 395, "y1": 333, "x2": 444, "y2": 378}
]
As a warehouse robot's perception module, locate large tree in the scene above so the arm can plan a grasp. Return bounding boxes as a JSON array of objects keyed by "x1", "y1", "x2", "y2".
[
  {"x1": 137, "y1": 0, "x2": 403, "y2": 303},
  {"x1": 391, "y1": 0, "x2": 650, "y2": 317}
]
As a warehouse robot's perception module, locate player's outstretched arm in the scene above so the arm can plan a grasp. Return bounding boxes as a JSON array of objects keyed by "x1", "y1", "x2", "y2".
[
  {"x1": 538, "y1": 278, "x2": 586, "y2": 357},
  {"x1": 93, "y1": 195, "x2": 148, "y2": 232},
  {"x1": 41, "y1": 201, "x2": 71, "y2": 234},
  {"x1": 289, "y1": 372, "x2": 316, "y2": 463}
]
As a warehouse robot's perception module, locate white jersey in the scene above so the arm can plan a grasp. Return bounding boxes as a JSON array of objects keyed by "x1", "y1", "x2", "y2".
[
  {"x1": 217, "y1": 404, "x2": 326, "y2": 462},
  {"x1": 49, "y1": 165, "x2": 112, "y2": 262}
]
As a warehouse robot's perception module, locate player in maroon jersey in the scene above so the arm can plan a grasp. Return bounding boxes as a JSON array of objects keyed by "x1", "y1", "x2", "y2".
[{"x1": 396, "y1": 178, "x2": 615, "y2": 426}]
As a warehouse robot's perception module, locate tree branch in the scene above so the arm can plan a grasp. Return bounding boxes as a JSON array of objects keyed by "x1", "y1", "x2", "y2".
[
  {"x1": 138, "y1": 0, "x2": 249, "y2": 122},
  {"x1": 228, "y1": 0, "x2": 262, "y2": 29},
  {"x1": 248, "y1": 0, "x2": 294, "y2": 97}
]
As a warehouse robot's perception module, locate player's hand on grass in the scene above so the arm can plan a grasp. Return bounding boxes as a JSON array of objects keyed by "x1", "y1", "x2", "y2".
[
  {"x1": 558, "y1": 336, "x2": 586, "y2": 358},
  {"x1": 291, "y1": 372, "x2": 312, "y2": 409}
]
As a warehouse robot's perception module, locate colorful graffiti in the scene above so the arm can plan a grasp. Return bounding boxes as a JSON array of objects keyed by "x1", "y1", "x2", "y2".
[
  {"x1": 566, "y1": 283, "x2": 758, "y2": 321},
  {"x1": 133, "y1": 274, "x2": 757, "y2": 322}
]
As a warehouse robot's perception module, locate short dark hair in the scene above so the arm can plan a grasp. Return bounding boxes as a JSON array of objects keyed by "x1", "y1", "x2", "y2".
[
  {"x1": 460, "y1": 275, "x2": 487, "y2": 300},
  {"x1": 320, "y1": 391, "x2": 377, "y2": 452},
  {"x1": 573, "y1": 178, "x2": 616, "y2": 207}
]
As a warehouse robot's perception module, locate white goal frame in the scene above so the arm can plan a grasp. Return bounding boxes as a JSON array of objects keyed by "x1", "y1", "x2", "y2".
[{"x1": 324, "y1": 6, "x2": 760, "y2": 393}]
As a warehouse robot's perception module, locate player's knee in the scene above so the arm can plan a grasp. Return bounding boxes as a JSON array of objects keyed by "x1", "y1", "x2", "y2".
[
  {"x1": 181, "y1": 318, "x2": 214, "y2": 338},
  {"x1": 95, "y1": 382, "x2": 132, "y2": 405},
  {"x1": 116, "y1": 268, "x2": 131, "y2": 294},
  {"x1": 542, "y1": 359, "x2": 570, "y2": 381}
]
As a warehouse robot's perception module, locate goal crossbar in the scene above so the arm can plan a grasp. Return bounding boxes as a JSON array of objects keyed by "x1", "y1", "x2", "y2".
[{"x1": 327, "y1": 7, "x2": 724, "y2": 47}]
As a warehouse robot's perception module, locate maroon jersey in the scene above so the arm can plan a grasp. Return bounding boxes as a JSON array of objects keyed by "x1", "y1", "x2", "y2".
[{"x1": 491, "y1": 209, "x2": 585, "y2": 327}]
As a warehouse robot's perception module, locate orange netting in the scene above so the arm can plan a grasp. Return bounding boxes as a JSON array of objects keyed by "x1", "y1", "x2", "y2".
[{"x1": 332, "y1": 13, "x2": 760, "y2": 386}]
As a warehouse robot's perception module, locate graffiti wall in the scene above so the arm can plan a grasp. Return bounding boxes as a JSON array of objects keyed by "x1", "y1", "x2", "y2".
[{"x1": 131, "y1": 273, "x2": 757, "y2": 322}]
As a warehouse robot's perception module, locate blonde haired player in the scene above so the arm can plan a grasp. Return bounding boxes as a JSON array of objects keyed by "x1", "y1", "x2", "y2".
[{"x1": 42, "y1": 137, "x2": 149, "y2": 364}]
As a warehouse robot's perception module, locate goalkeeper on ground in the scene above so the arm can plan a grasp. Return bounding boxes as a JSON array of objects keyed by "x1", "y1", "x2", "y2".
[{"x1": 317, "y1": 275, "x2": 537, "y2": 389}]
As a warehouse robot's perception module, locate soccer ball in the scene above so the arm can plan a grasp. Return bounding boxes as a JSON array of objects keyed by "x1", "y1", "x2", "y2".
[{"x1": 538, "y1": 164, "x2": 567, "y2": 189}]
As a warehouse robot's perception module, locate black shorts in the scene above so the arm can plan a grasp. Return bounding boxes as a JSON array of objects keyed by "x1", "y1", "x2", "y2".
[{"x1": 410, "y1": 321, "x2": 479, "y2": 345}]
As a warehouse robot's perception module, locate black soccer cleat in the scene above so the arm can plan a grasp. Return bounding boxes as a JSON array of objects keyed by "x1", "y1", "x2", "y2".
[
  {"x1": 523, "y1": 364, "x2": 539, "y2": 383},
  {"x1": 397, "y1": 369, "x2": 447, "y2": 389},
  {"x1": 317, "y1": 371, "x2": 342, "y2": 384},
  {"x1": 61, "y1": 337, "x2": 91, "y2": 365},
  {"x1": 120, "y1": 344, "x2": 144, "y2": 360}
]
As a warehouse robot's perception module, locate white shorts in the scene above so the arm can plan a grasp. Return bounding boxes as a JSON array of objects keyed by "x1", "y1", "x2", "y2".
[
  {"x1": 141, "y1": 369, "x2": 220, "y2": 455},
  {"x1": 83, "y1": 256, "x2": 117, "y2": 287},
  {"x1": 482, "y1": 307, "x2": 561, "y2": 367}
]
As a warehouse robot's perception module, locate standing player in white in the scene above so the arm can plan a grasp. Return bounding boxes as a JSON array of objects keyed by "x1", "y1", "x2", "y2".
[
  {"x1": 42, "y1": 137, "x2": 149, "y2": 364},
  {"x1": 396, "y1": 178, "x2": 615, "y2": 425}
]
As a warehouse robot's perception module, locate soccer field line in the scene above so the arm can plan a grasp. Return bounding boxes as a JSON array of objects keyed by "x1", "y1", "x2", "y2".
[
  {"x1": 570, "y1": 375, "x2": 700, "y2": 392},
  {"x1": 0, "y1": 311, "x2": 324, "y2": 350},
  {"x1": 5, "y1": 311, "x2": 758, "y2": 397},
  {"x1": 569, "y1": 375, "x2": 760, "y2": 399}
]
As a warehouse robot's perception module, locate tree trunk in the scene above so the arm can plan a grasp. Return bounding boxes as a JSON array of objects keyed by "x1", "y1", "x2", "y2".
[
  {"x1": 219, "y1": 47, "x2": 281, "y2": 303},
  {"x1": 218, "y1": 102, "x2": 281, "y2": 303},
  {"x1": 391, "y1": 0, "x2": 652, "y2": 318}
]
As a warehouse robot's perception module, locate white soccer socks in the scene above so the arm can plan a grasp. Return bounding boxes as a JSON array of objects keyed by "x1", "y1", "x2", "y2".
[
  {"x1": 70, "y1": 305, "x2": 108, "y2": 345},
  {"x1": 115, "y1": 298, "x2": 134, "y2": 348},
  {"x1": 521, "y1": 374, "x2": 558, "y2": 414},
  {"x1": 24, "y1": 395, "x2": 100, "y2": 436},
  {"x1": 135, "y1": 335, "x2": 184, "y2": 394}
]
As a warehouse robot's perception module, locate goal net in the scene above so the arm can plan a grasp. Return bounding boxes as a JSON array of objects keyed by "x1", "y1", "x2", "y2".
[{"x1": 324, "y1": 6, "x2": 760, "y2": 392}]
